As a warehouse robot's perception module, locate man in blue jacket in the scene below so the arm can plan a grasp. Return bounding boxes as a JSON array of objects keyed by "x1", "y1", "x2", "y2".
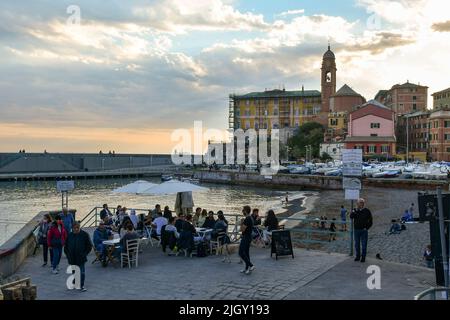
[
  {"x1": 93, "y1": 222, "x2": 112, "y2": 266},
  {"x1": 60, "y1": 207, "x2": 75, "y2": 234}
]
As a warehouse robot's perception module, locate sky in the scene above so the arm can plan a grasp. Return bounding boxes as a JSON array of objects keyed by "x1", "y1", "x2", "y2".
[{"x1": 0, "y1": 0, "x2": 450, "y2": 154}]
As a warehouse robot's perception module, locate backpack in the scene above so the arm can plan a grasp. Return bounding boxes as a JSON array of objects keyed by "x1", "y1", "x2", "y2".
[{"x1": 196, "y1": 242, "x2": 208, "y2": 257}]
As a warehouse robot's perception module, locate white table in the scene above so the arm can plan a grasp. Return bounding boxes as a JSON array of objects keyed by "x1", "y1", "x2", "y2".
[
  {"x1": 103, "y1": 238, "x2": 120, "y2": 246},
  {"x1": 195, "y1": 228, "x2": 213, "y2": 238}
]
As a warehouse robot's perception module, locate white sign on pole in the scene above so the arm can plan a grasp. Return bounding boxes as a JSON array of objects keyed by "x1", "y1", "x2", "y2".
[
  {"x1": 342, "y1": 149, "x2": 362, "y2": 177},
  {"x1": 343, "y1": 177, "x2": 362, "y2": 190},
  {"x1": 57, "y1": 180, "x2": 75, "y2": 192},
  {"x1": 345, "y1": 189, "x2": 360, "y2": 200}
]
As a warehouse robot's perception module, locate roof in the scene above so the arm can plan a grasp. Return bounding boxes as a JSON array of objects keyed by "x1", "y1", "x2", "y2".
[
  {"x1": 391, "y1": 81, "x2": 428, "y2": 90},
  {"x1": 402, "y1": 110, "x2": 430, "y2": 118},
  {"x1": 232, "y1": 89, "x2": 321, "y2": 99},
  {"x1": 333, "y1": 84, "x2": 362, "y2": 97},
  {"x1": 323, "y1": 45, "x2": 335, "y2": 59},
  {"x1": 361, "y1": 99, "x2": 390, "y2": 109},
  {"x1": 351, "y1": 100, "x2": 394, "y2": 121},
  {"x1": 432, "y1": 87, "x2": 450, "y2": 96},
  {"x1": 344, "y1": 136, "x2": 396, "y2": 143}
]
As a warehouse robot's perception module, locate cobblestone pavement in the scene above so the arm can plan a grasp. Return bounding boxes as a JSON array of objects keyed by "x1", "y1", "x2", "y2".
[{"x1": 15, "y1": 243, "x2": 347, "y2": 300}]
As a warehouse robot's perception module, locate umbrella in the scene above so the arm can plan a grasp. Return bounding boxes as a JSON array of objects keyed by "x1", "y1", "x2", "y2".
[
  {"x1": 112, "y1": 180, "x2": 157, "y2": 194},
  {"x1": 139, "y1": 179, "x2": 208, "y2": 195}
]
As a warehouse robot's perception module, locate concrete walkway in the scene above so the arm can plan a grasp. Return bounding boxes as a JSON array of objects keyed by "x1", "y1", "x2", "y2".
[{"x1": 14, "y1": 243, "x2": 434, "y2": 300}]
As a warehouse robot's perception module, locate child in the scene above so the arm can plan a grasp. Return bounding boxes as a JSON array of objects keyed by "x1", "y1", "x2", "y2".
[
  {"x1": 329, "y1": 218, "x2": 337, "y2": 242},
  {"x1": 423, "y1": 245, "x2": 434, "y2": 269},
  {"x1": 388, "y1": 219, "x2": 401, "y2": 235}
]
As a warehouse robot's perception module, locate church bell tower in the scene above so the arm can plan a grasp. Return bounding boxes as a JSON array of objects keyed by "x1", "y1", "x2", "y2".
[{"x1": 321, "y1": 44, "x2": 337, "y2": 116}]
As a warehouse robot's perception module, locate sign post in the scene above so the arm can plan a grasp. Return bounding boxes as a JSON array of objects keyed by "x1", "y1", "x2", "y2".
[
  {"x1": 56, "y1": 180, "x2": 75, "y2": 210},
  {"x1": 342, "y1": 149, "x2": 362, "y2": 257}
]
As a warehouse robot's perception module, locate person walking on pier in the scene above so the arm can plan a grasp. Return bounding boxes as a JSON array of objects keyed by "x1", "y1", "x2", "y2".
[
  {"x1": 64, "y1": 221, "x2": 92, "y2": 291},
  {"x1": 340, "y1": 205, "x2": 348, "y2": 232},
  {"x1": 239, "y1": 205, "x2": 255, "y2": 275},
  {"x1": 60, "y1": 207, "x2": 74, "y2": 234},
  {"x1": 47, "y1": 216, "x2": 67, "y2": 274},
  {"x1": 38, "y1": 213, "x2": 53, "y2": 267},
  {"x1": 350, "y1": 198, "x2": 373, "y2": 263}
]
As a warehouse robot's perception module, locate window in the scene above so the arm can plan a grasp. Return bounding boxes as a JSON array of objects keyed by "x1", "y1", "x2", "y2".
[
  {"x1": 330, "y1": 119, "x2": 338, "y2": 126},
  {"x1": 245, "y1": 121, "x2": 250, "y2": 129},
  {"x1": 284, "y1": 122, "x2": 290, "y2": 128},
  {"x1": 263, "y1": 123, "x2": 268, "y2": 129},
  {"x1": 245, "y1": 109, "x2": 250, "y2": 116},
  {"x1": 445, "y1": 134, "x2": 450, "y2": 141},
  {"x1": 326, "y1": 71, "x2": 332, "y2": 83},
  {"x1": 368, "y1": 145, "x2": 376, "y2": 153},
  {"x1": 447, "y1": 147, "x2": 450, "y2": 153},
  {"x1": 273, "y1": 108, "x2": 279, "y2": 116},
  {"x1": 381, "y1": 145, "x2": 390, "y2": 153},
  {"x1": 246, "y1": 100, "x2": 250, "y2": 106},
  {"x1": 370, "y1": 134, "x2": 378, "y2": 137},
  {"x1": 370, "y1": 123, "x2": 380, "y2": 129},
  {"x1": 273, "y1": 99, "x2": 279, "y2": 107},
  {"x1": 273, "y1": 123, "x2": 279, "y2": 129},
  {"x1": 445, "y1": 121, "x2": 450, "y2": 128},
  {"x1": 413, "y1": 104, "x2": 417, "y2": 110},
  {"x1": 413, "y1": 96, "x2": 417, "y2": 100}
]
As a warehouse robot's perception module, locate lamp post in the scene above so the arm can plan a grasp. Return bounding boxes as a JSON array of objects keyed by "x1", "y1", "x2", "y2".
[{"x1": 406, "y1": 115, "x2": 409, "y2": 165}]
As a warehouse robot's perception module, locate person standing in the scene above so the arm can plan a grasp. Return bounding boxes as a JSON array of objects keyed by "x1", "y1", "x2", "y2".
[
  {"x1": 38, "y1": 213, "x2": 53, "y2": 267},
  {"x1": 64, "y1": 221, "x2": 92, "y2": 291},
  {"x1": 239, "y1": 205, "x2": 255, "y2": 274},
  {"x1": 409, "y1": 203, "x2": 415, "y2": 219},
  {"x1": 340, "y1": 205, "x2": 348, "y2": 231},
  {"x1": 47, "y1": 216, "x2": 67, "y2": 274},
  {"x1": 350, "y1": 198, "x2": 373, "y2": 263},
  {"x1": 60, "y1": 207, "x2": 74, "y2": 234}
]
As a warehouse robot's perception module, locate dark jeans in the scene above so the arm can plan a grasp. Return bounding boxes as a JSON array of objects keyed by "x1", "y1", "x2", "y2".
[
  {"x1": 239, "y1": 235, "x2": 253, "y2": 270},
  {"x1": 52, "y1": 246, "x2": 62, "y2": 270},
  {"x1": 354, "y1": 229, "x2": 368, "y2": 258},
  {"x1": 42, "y1": 243, "x2": 53, "y2": 264},
  {"x1": 71, "y1": 263, "x2": 86, "y2": 288}
]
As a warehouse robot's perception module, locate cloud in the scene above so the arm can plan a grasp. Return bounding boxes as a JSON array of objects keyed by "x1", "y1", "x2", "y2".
[{"x1": 432, "y1": 20, "x2": 450, "y2": 32}]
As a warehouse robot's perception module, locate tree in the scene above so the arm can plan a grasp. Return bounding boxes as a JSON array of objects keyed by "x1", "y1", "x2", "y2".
[
  {"x1": 288, "y1": 122, "x2": 325, "y2": 159},
  {"x1": 320, "y1": 152, "x2": 333, "y2": 162}
]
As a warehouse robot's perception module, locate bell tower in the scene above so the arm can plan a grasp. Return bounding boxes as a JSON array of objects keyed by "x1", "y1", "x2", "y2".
[{"x1": 321, "y1": 44, "x2": 337, "y2": 115}]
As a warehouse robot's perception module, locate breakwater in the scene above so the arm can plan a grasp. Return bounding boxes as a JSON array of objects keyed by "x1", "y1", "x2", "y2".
[{"x1": 194, "y1": 171, "x2": 450, "y2": 190}]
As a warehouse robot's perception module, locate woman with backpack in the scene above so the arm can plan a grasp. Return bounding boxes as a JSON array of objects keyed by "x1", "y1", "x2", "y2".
[
  {"x1": 38, "y1": 213, "x2": 53, "y2": 267},
  {"x1": 47, "y1": 216, "x2": 67, "y2": 274}
]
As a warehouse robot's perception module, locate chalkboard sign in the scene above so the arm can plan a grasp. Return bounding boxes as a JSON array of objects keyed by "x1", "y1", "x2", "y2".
[{"x1": 271, "y1": 230, "x2": 294, "y2": 260}]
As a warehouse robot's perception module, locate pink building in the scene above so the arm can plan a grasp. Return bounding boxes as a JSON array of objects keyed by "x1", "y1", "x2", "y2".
[{"x1": 345, "y1": 100, "x2": 397, "y2": 157}]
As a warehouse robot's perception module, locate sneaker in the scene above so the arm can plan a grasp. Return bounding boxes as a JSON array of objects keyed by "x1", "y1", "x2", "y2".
[
  {"x1": 52, "y1": 269, "x2": 58, "y2": 274},
  {"x1": 244, "y1": 269, "x2": 251, "y2": 275},
  {"x1": 360, "y1": 256, "x2": 366, "y2": 263},
  {"x1": 249, "y1": 265, "x2": 255, "y2": 271},
  {"x1": 240, "y1": 269, "x2": 247, "y2": 273},
  {"x1": 80, "y1": 287, "x2": 87, "y2": 292}
]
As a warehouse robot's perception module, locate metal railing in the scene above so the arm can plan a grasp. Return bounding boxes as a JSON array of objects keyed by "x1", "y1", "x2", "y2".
[{"x1": 414, "y1": 287, "x2": 450, "y2": 300}]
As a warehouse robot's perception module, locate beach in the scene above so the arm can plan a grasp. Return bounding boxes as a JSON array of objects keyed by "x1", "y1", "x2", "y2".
[{"x1": 304, "y1": 187, "x2": 431, "y2": 267}]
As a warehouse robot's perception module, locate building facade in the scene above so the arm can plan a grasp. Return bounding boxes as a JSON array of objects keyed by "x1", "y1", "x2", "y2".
[
  {"x1": 345, "y1": 100, "x2": 396, "y2": 157},
  {"x1": 432, "y1": 87, "x2": 450, "y2": 109},
  {"x1": 375, "y1": 81, "x2": 428, "y2": 117},
  {"x1": 320, "y1": 142, "x2": 344, "y2": 161},
  {"x1": 428, "y1": 109, "x2": 450, "y2": 162}
]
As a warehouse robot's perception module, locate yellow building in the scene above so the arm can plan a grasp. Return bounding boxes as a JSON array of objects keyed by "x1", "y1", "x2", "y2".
[{"x1": 229, "y1": 88, "x2": 322, "y2": 142}]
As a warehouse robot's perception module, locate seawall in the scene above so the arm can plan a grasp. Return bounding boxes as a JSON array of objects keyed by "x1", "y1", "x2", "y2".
[
  {"x1": 0, "y1": 209, "x2": 75, "y2": 278},
  {"x1": 194, "y1": 171, "x2": 450, "y2": 190}
]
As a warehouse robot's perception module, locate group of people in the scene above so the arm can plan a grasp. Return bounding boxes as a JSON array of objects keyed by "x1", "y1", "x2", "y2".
[{"x1": 37, "y1": 208, "x2": 92, "y2": 291}]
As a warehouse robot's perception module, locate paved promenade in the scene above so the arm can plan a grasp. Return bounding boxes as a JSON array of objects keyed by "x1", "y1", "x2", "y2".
[{"x1": 13, "y1": 242, "x2": 435, "y2": 300}]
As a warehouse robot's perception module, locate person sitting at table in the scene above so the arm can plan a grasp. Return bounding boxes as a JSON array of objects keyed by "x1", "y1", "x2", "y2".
[
  {"x1": 120, "y1": 223, "x2": 139, "y2": 254},
  {"x1": 161, "y1": 217, "x2": 179, "y2": 254},
  {"x1": 212, "y1": 212, "x2": 230, "y2": 242},
  {"x1": 129, "y1": 209, "x2": 139, "y2": 229},
  {"x1": 151, "y1": 204, "x2": 163, "y2": 220},
  {"x1": 175, "y1": 213, "x2": 185, "y2": 233},
  {"x1": 102, "y1": 215, "x2": 116, "y2": 232},
  {"x1": 251, "y1": 208, "x2": 262, "y2": 226},
  {"x1": 93, "y1": 222, "x2": 113, "y2": 266},
  {"x1": 202, "y1": 211, "x2": 216, "y2": 229},
  {"x1": 262, "y1": 209, "x2": 279, "y2": 245},
  {"x1": 178, "y1": 219, "x2": 195, "y2": 256},
  {"x1": 163, "y1": 206, "x2": 173, "y2": 220},
  {"x1": 184, "y1": 214, "x2": 203, "y2": 242},
  {"x1": 198, "y1": 209, "x2": 208, "y2": 228},
  {"x1": 193, "y1": 207, "x2": 202, "y2": 227},
  {"x1": 151, "y1": 211, "x2": 168, "y2": 239}
]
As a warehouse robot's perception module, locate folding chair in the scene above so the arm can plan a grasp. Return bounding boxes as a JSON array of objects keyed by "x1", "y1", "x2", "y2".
[
  {"x1": 121, "y1": 239, "x2": 140, "y2": 268},
  {"x1": 92, "y1": 247, "x2": 103, "y2": 264},
  {"x1": 252, "y1": 227, "x2": 266, "y2": 248},
  {"x1": 210, "y1": 232, "x2": 231, "y2": 263}
]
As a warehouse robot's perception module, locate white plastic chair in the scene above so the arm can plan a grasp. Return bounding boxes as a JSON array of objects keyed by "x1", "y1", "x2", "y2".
[{"x1": 121, "y1": 239, "x2": 139, "y2": 268}]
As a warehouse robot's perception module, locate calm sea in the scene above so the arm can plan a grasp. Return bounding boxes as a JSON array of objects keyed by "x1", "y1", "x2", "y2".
[{"x1": 0, "y1": 178, "x2": 304, "y2": 246}]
